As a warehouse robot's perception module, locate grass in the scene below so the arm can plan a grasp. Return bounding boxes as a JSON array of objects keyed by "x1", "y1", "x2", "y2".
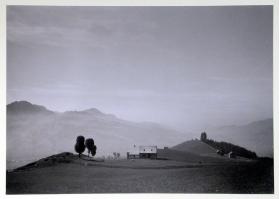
[{"x1": 6, "y1": 156, "x2": 273, "y2": 194}]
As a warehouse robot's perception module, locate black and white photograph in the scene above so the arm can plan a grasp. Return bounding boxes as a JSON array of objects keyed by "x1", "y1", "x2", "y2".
[{"x1": 1, "y1": 0, "x2": 278, "y2": 196}]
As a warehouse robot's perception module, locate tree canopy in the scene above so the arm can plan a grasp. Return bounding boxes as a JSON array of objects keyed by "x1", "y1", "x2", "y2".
[
  {"x1": 75, "y1": 135, "x2": 86, "y2": 157},
  {"x1": 85, "y1": 138, "x2": 97, "y2": 157}
]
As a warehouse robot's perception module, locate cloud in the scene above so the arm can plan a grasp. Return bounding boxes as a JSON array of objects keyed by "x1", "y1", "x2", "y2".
[{"x1": 7, "y1": 6, "x2": 159, "y2": 49}]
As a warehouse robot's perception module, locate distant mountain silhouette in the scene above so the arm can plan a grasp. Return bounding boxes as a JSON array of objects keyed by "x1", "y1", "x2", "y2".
[
  {"x1": 7, "y1": 101, "x2": 53, "y2": 114},
  {"x1": 64, "y1": 108, "x2": 117, "y2": 119}
]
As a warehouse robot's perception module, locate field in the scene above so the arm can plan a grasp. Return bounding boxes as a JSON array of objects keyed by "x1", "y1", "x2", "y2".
[{"x1": 6, "y1": 153, "x2": 274, "y2": 194}]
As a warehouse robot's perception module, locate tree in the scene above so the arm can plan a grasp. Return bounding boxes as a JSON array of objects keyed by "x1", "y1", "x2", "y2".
[
  {"x1": 113, "y1": 152, "x2": 117, "y2": 159},
  {"x1": 85, "y1": 138, "x2": 97, "y2": 157},
  {"x1": 85, "y1": 138, "x2": 94, "y2": 157},
  {"x1": 91, "y1": 145, "x2": 97, "y2": 157},
  {"x1": 112, "y1": 152, "x2": 120, "y2": 159},
  {"x1": 75, "y1": 135, "x2": 85, "y2": 158}
]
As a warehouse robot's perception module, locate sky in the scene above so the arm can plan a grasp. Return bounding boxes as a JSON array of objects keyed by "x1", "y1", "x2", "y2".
[{"x1": 7, "y1": 6, "x2": 273, "y2": 131}]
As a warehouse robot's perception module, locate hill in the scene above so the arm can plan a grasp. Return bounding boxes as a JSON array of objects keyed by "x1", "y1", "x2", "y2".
[
  {"x1": 172, "y1": 139, "x2": 218, "y2": 157},
  {"x1": 6, "y1": 101, "x2": 186, "y2": 170},
  {"x1": 11, "y1": 151, "x2": 222, "y2": 172},
  {"x1": 171, "y1": 136, "x2": 258, "y2": 159}
]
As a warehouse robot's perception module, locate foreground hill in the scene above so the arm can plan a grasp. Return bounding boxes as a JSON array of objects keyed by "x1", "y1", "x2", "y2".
[
  {"x1": 11, "y1": 151, "x2": 225, "y2": 172},
  {"x1": 12, "y1": 148, "x2": 245, "y2": 173},
  {"x1": 7, "y1": 101, "x2": 186, "y2": 170},
  {"x1": 204, "y1": 119, "x2": 273, "y2": 157},
  {"x1": 6, "y1": 152, "x2": 273, "y2": 194}
]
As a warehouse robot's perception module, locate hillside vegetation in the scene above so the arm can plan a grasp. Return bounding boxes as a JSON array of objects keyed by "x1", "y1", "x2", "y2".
[
  {"x1": 172, "y1": 133, "x2": 258, "y2": 159},
  {"x1": 203, "y1": 138, "x2": 257, "y2": 159}
]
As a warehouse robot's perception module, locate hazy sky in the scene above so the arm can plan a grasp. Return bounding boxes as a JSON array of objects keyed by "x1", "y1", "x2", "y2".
[{"x1": 7, "y1": 6, "x2": 273, "y2": 131}]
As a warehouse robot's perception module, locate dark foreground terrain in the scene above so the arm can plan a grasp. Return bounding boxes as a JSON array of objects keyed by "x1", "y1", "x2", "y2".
[{"x1": 6, "y1": 152, "x2": 273, "y2": 194}]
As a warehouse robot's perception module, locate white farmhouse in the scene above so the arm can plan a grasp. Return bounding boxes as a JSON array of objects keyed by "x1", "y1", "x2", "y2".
[{"x1": 127, "y1": 145, "x2": 157, "y2": 159}]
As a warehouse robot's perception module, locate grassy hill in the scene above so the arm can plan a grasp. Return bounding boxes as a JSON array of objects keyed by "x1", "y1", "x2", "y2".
[
  {"x1": 172, "y1": 139, "x2": 218, "y2": 157},
  {"x1": 6, "y1": 152, "x2": 273, "y2": 194},
  {"x1": 171, "y1": 136, "x2": 258, "y2": 160}
]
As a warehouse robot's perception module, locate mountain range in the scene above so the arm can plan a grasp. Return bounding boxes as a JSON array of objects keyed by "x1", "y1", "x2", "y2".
[{"x1": 6, "y1": 101, "x2": 273, "y2": 169}]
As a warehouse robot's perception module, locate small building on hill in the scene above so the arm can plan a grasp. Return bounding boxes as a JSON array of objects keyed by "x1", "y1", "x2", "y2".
[
  {"x1": 200, "y1": 132, "x2": 207, "y2": 141},
  {"x1": 139, "y1": 146, "x2": 157, "y2": 159},
  {"x1": 127, "y1": 145, "x2": 157, "y2": 159}
]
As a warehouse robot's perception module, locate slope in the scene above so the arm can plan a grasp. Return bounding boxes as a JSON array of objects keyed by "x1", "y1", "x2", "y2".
[{"x1": 172, "y1": 139, "x2": 218, "y2": 157}]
